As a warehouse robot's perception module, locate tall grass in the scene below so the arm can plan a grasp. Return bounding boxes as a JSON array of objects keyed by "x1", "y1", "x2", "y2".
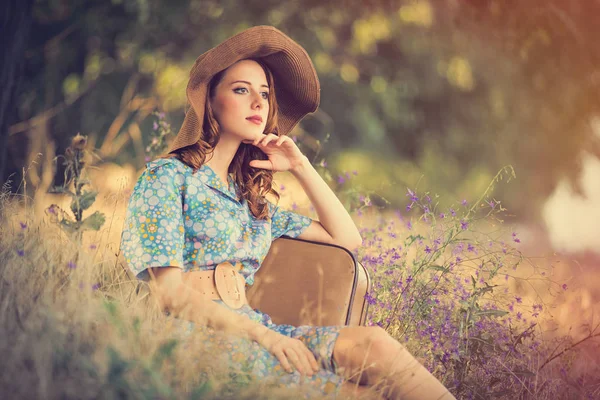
[{"x1": 1, "y1": 126, "x2": 598, "y2": 399}]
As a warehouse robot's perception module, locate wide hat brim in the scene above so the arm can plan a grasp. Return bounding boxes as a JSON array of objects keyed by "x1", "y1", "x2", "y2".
[{"x1": 168, "y1": 25, "x2": 320, "y2": 154}]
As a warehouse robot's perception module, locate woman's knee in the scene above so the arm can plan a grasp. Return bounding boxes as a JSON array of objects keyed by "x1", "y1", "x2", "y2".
[
  {"x1": 361, "y1": 326, "x2": 399, "y2": 354},
  {"x1": 335, "y1": 326, "x2": 395, "y2": 368}
]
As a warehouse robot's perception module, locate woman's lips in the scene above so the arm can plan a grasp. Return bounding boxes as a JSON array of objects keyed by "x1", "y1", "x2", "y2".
[{"x1": 246, "y1": 117, "x2": 262, "y2": 125}]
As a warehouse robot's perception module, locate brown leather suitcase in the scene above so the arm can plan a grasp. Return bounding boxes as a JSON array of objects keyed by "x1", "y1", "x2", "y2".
[{"x1": 247, "y1": 236, "x2": 371, "y2": 327}]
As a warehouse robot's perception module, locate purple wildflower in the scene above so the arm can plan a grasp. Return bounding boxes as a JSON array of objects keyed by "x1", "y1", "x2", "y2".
[
  {"x1": 20, "y1": 222, "x2": 27, "y2": 230},
  {"x1": 512, "y1": 232, "x2": 521, "y2": 243},
  {"x1": 68, "y1": 261, "x2": 77, "y2": 269},
  {"x1": 17, "y1": 249, "x2": 25, "y2": 257},
  {"x1": 450, "y1": 208, "x2": 456, "y2": 217},
  {"x1": 153, "y1": 121, "x2": 159, "y2": 130},
  {"x1": 352, "y1": 170, "x2": 358, "y2": 176},
  {"x1": 461, "y1": 199, "x2": 467, "y2": 206},
  {"x1": 460, "y1": 220, "x2": 469, "y2": 230},
  {"x1": 439, "y1": 213, "x2": 445, "y2": 219},
  {"x1": 157, "y1": 112, "x2": 165, "y2": 119},
  {"x1": 337, "y1": 175, "x2": 345, "y2": 184},
  {"x1": 562, "y1": 283, "x2": 568, "y2": 291},
  {"x1": 515, "y1": 296, "x2": 522, "y2": 304},
  {"x1": 92, "y1": 283, "x2": 101, "y2": 291},
  {"x1": 406, "y1": 188, "x2": 419, "y2": 203},
  {"x1": 89, "y1": 244, "x2": 97, "y2": 250},
  {"x1": 425, "y1": 245, "x2": 432, "y2": 254}
]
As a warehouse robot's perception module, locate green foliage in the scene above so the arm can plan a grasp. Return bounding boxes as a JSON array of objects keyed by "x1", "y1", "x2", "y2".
[
  {"x1": 12, "y1": 0, "x2": 600, "y2": 221},
  {"x1": 46, "y1": 134, "x2": 106, "y2": 240}
]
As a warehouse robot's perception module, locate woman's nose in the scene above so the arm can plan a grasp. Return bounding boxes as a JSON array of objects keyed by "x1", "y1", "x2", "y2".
[{"x1": 252, "y1": 94, "x2": 264, "y2": 109}]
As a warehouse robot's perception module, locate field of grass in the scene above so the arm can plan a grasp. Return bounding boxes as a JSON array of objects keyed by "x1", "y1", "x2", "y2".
[{"x1": 1, "y1": 138, "x2": 598, "y2": 399}]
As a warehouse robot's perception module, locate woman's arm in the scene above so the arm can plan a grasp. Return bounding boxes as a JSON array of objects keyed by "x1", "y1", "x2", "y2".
[
  {"x1": 148, "y1": 266, "x2": 319, "y2": 376},
  {"x1": 290, "y1": 155, "x2": 362, "y2": 251},
  {"x1": 149, "y1": 266, "x2": 261, "y2": 336},
  {"x1": 249, "y1": 133, "x2": 362, "y2": 252}
]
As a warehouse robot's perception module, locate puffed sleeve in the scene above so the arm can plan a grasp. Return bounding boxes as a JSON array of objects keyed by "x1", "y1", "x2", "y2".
[
  {"x1": 269, "y1": 201, "x2": 313, "y2": 240},
  {"x1": 119, "y1": 159, "x2": 186, "y2": 281}
]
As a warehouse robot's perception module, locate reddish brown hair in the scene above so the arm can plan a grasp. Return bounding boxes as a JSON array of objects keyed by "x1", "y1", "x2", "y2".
[{"x1": 159, "y1": 58, "x2": 280, "y2": 220}]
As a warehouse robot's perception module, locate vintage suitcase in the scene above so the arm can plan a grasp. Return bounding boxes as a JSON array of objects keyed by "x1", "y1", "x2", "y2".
[{"x1": 247, "y1": 236, "x2": 371, "y2": 327}]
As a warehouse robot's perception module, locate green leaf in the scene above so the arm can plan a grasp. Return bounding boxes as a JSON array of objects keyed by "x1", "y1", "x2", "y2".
[
  {"x1": 103, "y1": 299, "x2": 119, "y2": 317},
  {"x1": 473, "y1": 283, "x2": 498, "y2": 297},
  {"x1": 78, "y1": 190, "x2": 98, "y2": 211},
  {"x1": 190, "y1": 381, "x2": 212, "y2": 398},
  {"x1": 48, "y1": 186, "x2": 75, "y2": 196},
  {"x1": 511, "y1": 368, "x2": 535, "y2": 377},
  {"x1": 405, "y1": 234, "x2": 425, "y2": 247},
  {"x1": 475, "y1": 309, "x2": 509, "y2": 318},
  {"x1": 81, "y1": 211, "x2": 106, "y2": 231},
  {"x1": 445, "y1": 228, "x2": 454, "y2": 242},
  {"x1": 59, "y1": 219, "x2": 78, "y2": 234},
  {"x1": 106, "y1": 346, "x2": 131, "y2": 381},
  {"x1": 428, "y1": 264, "x2": 449, "y2": 272},
  {"x1": 152, "y1": 339, "x2": 179, "y2": 369}
]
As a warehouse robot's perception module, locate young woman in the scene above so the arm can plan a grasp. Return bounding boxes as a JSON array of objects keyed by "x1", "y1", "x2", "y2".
[{"x1": 120, "y1": 26, "x2": 456, "y2": 399}]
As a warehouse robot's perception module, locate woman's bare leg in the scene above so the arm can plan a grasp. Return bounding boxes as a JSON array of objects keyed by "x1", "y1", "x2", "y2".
[{"x1": 333, "y1": 326, "x2": 456, "y2": 400}]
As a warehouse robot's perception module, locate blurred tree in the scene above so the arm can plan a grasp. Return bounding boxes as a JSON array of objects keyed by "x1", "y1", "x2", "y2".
[
  {"x1": 1, "y1": 0, "x2": 34, "y2": 188},
  {"x1": 5, "y1": 0, "x2": 600, "y2": 222}
]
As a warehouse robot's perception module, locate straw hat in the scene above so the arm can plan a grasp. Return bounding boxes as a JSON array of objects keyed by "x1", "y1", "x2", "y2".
[{"x1": 168, "y1": 25, "x2": 320, "y2": 154}]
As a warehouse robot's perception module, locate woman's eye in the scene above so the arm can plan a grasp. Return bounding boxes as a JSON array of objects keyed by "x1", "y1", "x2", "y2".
[{"x1": 233, "y1": 87, "x2": 269, "y2": 99}]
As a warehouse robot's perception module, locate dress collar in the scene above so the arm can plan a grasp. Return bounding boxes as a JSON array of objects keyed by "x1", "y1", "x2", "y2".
[{"x1": 199, "y1": 164, "x2": 239, "y2": 203}]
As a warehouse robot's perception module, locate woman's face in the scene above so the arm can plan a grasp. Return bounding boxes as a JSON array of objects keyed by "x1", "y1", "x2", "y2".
[{"x1": 211, "y1": 59, "x2": 270, "y2": 143}]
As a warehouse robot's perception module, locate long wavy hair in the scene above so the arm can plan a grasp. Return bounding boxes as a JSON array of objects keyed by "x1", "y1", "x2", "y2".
[{"x1": 159, "y1": 58, "x2": 281, "y2": 220}]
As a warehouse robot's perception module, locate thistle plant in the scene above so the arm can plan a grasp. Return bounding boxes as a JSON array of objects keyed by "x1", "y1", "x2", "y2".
[{"x1": 46, "y1": 134, "x2": 105, "y2": 242}]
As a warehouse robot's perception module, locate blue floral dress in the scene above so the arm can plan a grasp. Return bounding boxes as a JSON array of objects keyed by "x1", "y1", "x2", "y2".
[{"x1": 120, "y1": 157, "x2": 344, "y2": 396}]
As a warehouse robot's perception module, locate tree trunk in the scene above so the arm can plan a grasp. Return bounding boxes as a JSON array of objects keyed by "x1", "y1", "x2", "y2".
[{"x1": 0, "y1": 0, "x2": 34, "y2": 188}]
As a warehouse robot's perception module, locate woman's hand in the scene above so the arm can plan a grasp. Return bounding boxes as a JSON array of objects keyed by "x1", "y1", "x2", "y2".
[
  {"x1": 245, "y1": 133, "x2": 307, "y2": 173},
  {"x1": 251, "y1": 325, "x2": 320, "y2": 376}
]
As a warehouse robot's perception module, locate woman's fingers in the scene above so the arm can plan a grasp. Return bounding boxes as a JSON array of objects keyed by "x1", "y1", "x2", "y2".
[
  {"x1": 249, "y1": 159, "x2": 273, "y2": 170},
  {"x1": 254, "y1": 132, "x2": 279, "y2": 147},
  {"x1": 304, "y1": 345, "x2": 320, "y2": 372},
  {"x1": 297, "y1": 342, "x2": 319, "y2": 372},
  {"x1": 285, "y1": 347, "x2": 312, "y2": 376},
  {"x1": 262, "y1": 331, "x2": 320, "y2": 376},
  {"x1": 274, "y1": 349, "x2": 293, "y2": 373},
  {"x1": 275, "y1": 135, "x2": 286, "y2": 146}
]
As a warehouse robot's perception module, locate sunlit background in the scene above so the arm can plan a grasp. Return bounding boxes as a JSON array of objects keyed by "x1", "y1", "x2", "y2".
[{"x1": 4, "y1": 0, "x2": 600, "y2": 343}]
